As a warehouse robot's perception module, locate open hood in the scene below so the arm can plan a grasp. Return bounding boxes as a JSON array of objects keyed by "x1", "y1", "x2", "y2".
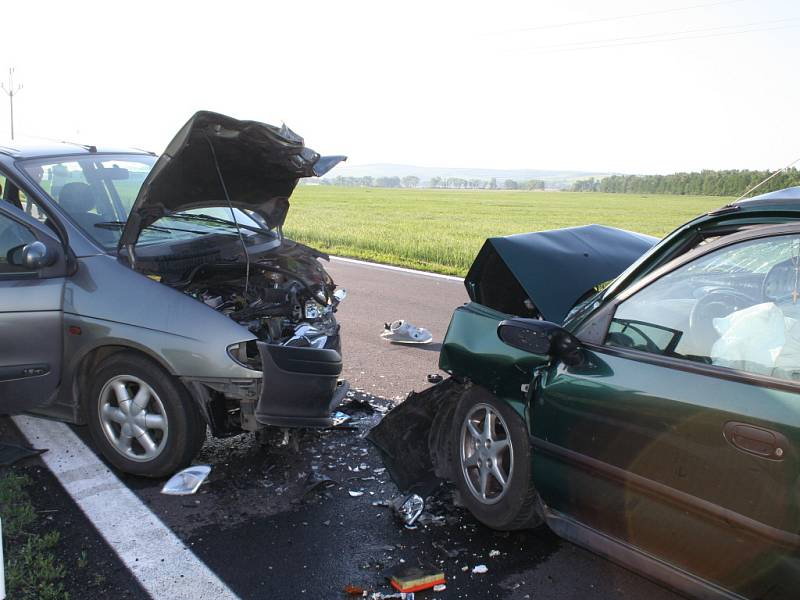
[
  {"x1": 465, "y1": 224, "x2": 658, "y2": 324},
  {"x1": 118, "y1": 111, "x2": 346, "y2": 249}
]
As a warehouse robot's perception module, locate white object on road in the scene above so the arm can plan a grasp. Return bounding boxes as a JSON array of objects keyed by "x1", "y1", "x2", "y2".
[
  {"x1": 381, "y1": 320, "x2": 433, "y2": 344},
  {"x1": 161, "y1": 465, "x2": 212, "y2": 495},
  {"x1": 12, "y1": 415, "x2": 240, "y2": 600},
  {"x1": 472, "y1": 564, "x2": 488, "y2": 574}
]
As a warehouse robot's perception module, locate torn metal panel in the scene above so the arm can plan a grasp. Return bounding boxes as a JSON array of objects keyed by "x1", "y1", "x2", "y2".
[
  {"x1": 465, "y1": 225, "x2": 657, "y2": 323},
  {"x1": 366, "y1": 378, "x2": 464, "y2": 496}
]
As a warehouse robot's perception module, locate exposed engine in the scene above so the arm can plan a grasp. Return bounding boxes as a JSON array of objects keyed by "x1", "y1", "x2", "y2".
[
  {"x1": 183, "y1": 263, "x2": 342, "y2": 349},
  {"x1": 140, "y1": 239, "x2": 343, "y2": 350}
]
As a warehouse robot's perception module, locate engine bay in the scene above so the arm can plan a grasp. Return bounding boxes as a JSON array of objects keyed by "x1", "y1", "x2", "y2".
[{"x1": 137, "y1": 237, "x2": 343, "y2": 350}]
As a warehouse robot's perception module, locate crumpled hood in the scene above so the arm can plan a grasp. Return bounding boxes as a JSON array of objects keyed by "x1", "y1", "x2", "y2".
[
  {"x1": 118, "y1": 111, "x2": 345, "y2": 249},
  {"x1": 466, "y1": 224, "x2": 658, "y2": 324}
]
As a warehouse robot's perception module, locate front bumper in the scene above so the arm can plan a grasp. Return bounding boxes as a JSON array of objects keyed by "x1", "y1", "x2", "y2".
[{"x1": 254, "y1": 338, "x2": 346, "y2": 427}]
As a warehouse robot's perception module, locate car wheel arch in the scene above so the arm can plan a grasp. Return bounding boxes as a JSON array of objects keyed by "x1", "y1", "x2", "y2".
[{"x1": 73, "y1": 344, "x2": 194, "y2": 420}]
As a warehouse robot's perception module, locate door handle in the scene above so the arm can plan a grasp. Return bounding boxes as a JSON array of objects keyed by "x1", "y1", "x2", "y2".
[{"x1": 723, "y1": 421, "x2": 788, "y2": 460}]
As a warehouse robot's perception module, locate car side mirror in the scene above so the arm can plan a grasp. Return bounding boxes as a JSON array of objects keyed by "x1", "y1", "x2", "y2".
[
  {"x1": 7, "y1": 240, "x2": 59, "y2": 270},
  {"x1": 497, "y1": 318, "x2": 583, "y2": 366}
]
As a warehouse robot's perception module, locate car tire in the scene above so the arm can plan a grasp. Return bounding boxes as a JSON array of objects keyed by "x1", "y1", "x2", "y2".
[
  {"x1": 86, "y1": 352, "x2": 206, "y2": 478},
  {"x1": 451, "y1": 387, "x2": 543, "y2": 530}
]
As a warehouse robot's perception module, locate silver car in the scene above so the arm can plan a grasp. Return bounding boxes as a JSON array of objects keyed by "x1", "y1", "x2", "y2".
[{"x1": 0, "y1": 111, "x2": 347, "y2": 476}]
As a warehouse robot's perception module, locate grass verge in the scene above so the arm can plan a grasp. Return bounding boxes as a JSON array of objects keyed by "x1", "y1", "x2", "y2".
[
  {"x1": 0, "y1": 472, "x2": 69, "y2": 600},
  {"x1": 285, "y1": 187, "x2": 729, "y2": 276}
]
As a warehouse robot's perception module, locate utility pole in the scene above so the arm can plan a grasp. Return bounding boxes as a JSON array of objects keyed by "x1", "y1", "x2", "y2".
[{"x1": 1, "y1": 68, "x2": 22, "y2": 140}]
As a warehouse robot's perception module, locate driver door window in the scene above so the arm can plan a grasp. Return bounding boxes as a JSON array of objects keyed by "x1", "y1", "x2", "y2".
[
  {"x1": 607, "y1": 234, "x2": 800, "y2": 381},
  {"x1": 0, "y1": 213, "x2": 36, "y2": 274}
]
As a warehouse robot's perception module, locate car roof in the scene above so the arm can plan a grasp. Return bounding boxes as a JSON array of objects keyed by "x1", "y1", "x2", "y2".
[
  {"x1": 0, "y1": 138, "x2": 155, "y2": 159},
  {"x1": 733, "y1": 185, "x2": 800, "y2": 208}
]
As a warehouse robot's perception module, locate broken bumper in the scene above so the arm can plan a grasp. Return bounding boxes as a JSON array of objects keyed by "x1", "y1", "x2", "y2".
[{"x1": 254, "y1": 339, "x2": 347, "y2": 428}]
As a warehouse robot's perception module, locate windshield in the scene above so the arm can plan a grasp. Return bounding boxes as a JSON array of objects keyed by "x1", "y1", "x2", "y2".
[{"x1": 20, "y1": 155, "x2": 279, "y2": 250}]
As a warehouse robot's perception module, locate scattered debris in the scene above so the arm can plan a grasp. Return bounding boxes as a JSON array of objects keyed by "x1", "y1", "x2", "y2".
[
  {"x1": 432, "y1": 541, "x2": 463, "y2": 559},
  {"x1": 426, "y1": 373, "x2": 443, "y2": 384},
  {"x1": 381, "y1": 320, "x2": 433, "y2": 344},
  {"x1": 393, "y1": 494, "x2": 425, "y2": 526},
  {"x1": 161, "y1": 465, "x2": 211, "y2": 495},
  {"x1": 344, "y1": 583, "x2": 367, "y2": 596},
  {"x1": 0, "y1": 443, "x2": 47, "y2": 466},
  {"x1": 489, "y1": 549, "x2": 500, "y2": 558},
  {"x1": 303, "y1": 472, "x2": 337, "y2": 496},
  {"x1": 433, "y1": 584, "x2": 446, "y2": 592},
  {"x1": 349, "y1": 490, "x2": 365, "y2": 497},
  {"x1": 389, "y1": 565, "x2": 445, "y2": 593},
  {"x1": 331, "y1": 411, "x2": 352, "y2": 426},
  {"x1": 472, "y1": 564, "x2": 488, "y2": 574},
  {"x1": 370, "y1": 592, "x2": 415, "y2": 600}
]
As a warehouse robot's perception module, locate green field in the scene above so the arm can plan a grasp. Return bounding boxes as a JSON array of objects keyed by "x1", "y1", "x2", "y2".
[{"x1": 284, "y1": 187, "x2": 729, "y2": 277}]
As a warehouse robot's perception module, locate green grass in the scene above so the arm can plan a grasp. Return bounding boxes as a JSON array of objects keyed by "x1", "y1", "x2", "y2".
[
  {"x1": 0, "y1": 473, "x2": 69, "y2": 600},
  {"x1": 284, "y1": 187, "x2": 729, "y2": 276}
]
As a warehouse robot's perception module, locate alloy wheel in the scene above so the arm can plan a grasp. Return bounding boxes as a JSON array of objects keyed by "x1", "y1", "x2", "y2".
[
  {"x1": 460, "y1": 402, "x2": 514, "y2": 505},
  {"x1": 97, "y1": 375, "x2": 169, "y2": 462}
]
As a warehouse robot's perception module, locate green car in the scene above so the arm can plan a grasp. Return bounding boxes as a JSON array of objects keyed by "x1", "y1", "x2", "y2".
[{"x1": 371, "y1": 189, "x2": 800, "y2": 600}]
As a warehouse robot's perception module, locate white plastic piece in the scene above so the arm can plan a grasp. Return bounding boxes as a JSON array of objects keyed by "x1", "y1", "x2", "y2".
[
  {"x1": 161, "y1": 465, "x2": 212, "y2": 495},
  {"x1": 472, "y1": 564, "x2": 488, "y2": 574},
  {"x1": 349, "y1": 490, "x2": 364, "y2": 497},
  {"x1": 381, "y1": 320, "x2": 433, "y2": 344}
]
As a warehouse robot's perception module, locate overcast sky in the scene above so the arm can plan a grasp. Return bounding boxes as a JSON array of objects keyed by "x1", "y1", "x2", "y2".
[{"x1": 1, "y1": 0, "x2": 798, "y2": 174}]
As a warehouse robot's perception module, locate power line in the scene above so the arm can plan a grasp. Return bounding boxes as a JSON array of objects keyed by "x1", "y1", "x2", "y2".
[
  {"x1": 515, "y1": 16, "x2": 800, "y2": 53},
  {"x1": 503, "y1": 0, "x2": 748, "y2": 33},
  {"x1": 519, "y1": 21, "x2": 800, "y2": 55}
]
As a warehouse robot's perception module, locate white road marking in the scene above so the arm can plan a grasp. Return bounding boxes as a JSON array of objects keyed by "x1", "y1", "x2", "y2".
[
  {"x1": 12, "y1": 416, "x2": 240, "y2": 600},
  {"x1": 331, "y1": 255, "x2": 464, "y2": 282}
]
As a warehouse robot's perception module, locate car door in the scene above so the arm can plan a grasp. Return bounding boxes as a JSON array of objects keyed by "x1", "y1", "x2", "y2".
[
  {"x1": 0, "y1": 202, "x2": 68, "y2": 414},
  {"x1": 531, "y1": 228, "x2": 800, "y2": 599}
]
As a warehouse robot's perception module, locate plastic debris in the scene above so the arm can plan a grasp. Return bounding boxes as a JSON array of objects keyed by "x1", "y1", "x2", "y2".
[
  {"x1": 381, "y1": 320, "x2": 433, "y2": 344},
  {"x1": 433, "y1": 584, "x2": 446, "y2": 592},
  {"x1": 489, "y1": 549, "x2": 500, "y2": 558},
  {"x1": 303, "y1": 472, "x2": 337, "y2": 496},
  {"x1": 161, "y1": 465, "x2": 211, "y2": 495},
  {"x1": 370, "y1": 593, "x2": 414, "y2": 600},
  {"x1": 331, "y1": 411, "x2": 352, "y2": 426},
  {"x1": 349, "y1": 490, "x2": 365, "y2": 497},
  {"x1": 0, "y1": 443, "x2": 47, "y2": 466},
  {"x1": 344, "y1": 584, "x2": 366, "y2": 596},
  {"x1": 472, "y1": 564, "x2": 488, "y2": 574},
  {"x1": 426, "y1": 373, "x2": 444, "y2": 384},
  {"x1": 394, "y1": 494, "x2": 424, "y2": 526},
  {"x1": 389, "y1": 565, "x2": 445, "y2": 593}
]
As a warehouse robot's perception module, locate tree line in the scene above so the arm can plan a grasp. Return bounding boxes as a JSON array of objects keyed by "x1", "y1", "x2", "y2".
[
  {"x1": 570, "y1": 168, "x2": 800, "y2": 196},
  {"x1": 319, "y1": 175, "x2": 546, "y2": 190}
]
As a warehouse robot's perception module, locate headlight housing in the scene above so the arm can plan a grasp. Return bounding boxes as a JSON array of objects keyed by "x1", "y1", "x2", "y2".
[{"x1": 226, "y1": 341, "x2": 262, "y2": 370}]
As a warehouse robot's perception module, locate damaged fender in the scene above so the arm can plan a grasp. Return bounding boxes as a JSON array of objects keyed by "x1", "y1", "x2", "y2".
[{"x1": 367, "y1": 378, "x2": 469, "y2": 495}]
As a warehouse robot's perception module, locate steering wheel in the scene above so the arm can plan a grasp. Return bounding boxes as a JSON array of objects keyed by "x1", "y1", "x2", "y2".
[
  {"x1": 762, "y1": 259, "x2": 798, "y2": 304},
  {"x1": 688, "y1": 289, "x2": 755, "y2": 348}
]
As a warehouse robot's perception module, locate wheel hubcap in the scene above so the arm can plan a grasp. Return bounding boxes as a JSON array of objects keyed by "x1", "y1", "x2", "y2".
[
  {"x1": 460, "y1": 403, "x2": 514, "y2": 505},
  {"x1": 98, "y1": 375, "x2": 168, "y2": 462}
]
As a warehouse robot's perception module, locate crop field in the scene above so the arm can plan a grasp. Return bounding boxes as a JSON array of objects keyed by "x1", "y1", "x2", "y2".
[{"x1": 284, "y1": 186, "x2": 729, "y2": 276}]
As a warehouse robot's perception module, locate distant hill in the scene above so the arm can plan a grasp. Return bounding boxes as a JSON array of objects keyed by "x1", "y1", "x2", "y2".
[{"x1": 326, "y1": 163, "x2": 615, "y2": 188}]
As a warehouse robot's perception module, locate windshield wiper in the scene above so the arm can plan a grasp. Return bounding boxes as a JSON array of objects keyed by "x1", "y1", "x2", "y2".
[
  {"x1": 94, "y1": 221, "x2": 207, "y2": 235},
  {"x1": 167, "y1": 213, "x2": 267, "y2": 235},
  {"x1": 95, "y1": 221, "x2": 173, "y2": 233}
]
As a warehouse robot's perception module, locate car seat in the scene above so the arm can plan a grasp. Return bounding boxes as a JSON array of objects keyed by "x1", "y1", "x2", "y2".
[{"x1": 58, "y1": 182, "x2": 106, "y2": 232}]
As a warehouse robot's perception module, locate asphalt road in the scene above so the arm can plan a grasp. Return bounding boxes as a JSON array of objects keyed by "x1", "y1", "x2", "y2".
[{"x1": 327, "y1": 257, "x2": 468, "y2": 400}]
